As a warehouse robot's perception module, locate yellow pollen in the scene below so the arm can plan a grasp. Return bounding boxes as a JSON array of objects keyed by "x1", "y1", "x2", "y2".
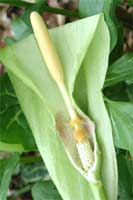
[{"x1": 70, "y1": 117, "x2": 86, "y2": 143}]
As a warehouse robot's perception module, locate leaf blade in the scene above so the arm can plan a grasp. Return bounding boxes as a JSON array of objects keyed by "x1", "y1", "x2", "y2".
[
  {"x1": 32, "y1": 181, "x2": 62, "y2": 200},
  {"x1": 0, "y1": 153, "x2": 19, "y2": 200},
  {"x1": 105, "y1": 53, "x2": 133, "y2": 87},
  {"x1": 0, "y1": 73, "x2": 37, "y2": 152},
  {"x1": 106, "y1": 100, "x2": 133, "y2": 157}
]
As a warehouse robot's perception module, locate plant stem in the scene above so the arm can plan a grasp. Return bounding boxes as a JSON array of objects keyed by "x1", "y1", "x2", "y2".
[
  {"x1": 58, "y1": 84, "x2": 77, "y2": 119},
  {"x1": 0, "y1": 0, "x2": 79, "y2": 18},
  {"x1": 0, "y1": 0, "x2": 33, "y2": 7},
  {"x1": 31, "y1": 12, "x2": 77, "y2": 119},
  {"x1": 43, "y1": 5, "x2": 79, "y2": 18},
  {"x1": 20, "y1": 155, "x2": 43, "y2": 164}
]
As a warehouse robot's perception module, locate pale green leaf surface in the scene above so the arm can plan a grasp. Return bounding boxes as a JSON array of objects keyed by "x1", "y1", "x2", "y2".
[
  {"x1": 9, "y1": 72, "x2": 99, "y2": 200},
  {"x1": 107, "y1": 100, "x2": 133, "y2": 156},
  {"x1": 74, "y1": 16, "x2": 117, "y2": 199},
  {"x1": 0, "y1": 14, "x2": 117, "y2": 200},
  {"x1": 32, "y1": 181, "x2": 62, "y2": 200},
  {"x1": 0, "y1": 153, "x2": 19, "y2": 200},
  {"x1": 78, "y1": 0, "x2": 120, "y2": 50}
]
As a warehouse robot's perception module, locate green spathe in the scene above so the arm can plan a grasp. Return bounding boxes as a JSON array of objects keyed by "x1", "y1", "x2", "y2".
[{"x1": 0, "y1": 14, "x2": 117, "y2": 200}]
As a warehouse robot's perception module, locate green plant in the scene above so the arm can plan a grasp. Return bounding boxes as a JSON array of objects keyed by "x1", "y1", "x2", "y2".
[{"x1": 0, "y1": 0, "x2": 133, "y2": 199}]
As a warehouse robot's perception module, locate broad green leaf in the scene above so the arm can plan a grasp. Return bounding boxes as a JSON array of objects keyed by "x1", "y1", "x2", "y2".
[
  {"x1": 104, "y1": 0, "x2": 124, "y2": 62},
  {"x1": 32, "y1": 181, "x2": 62, "y2": 200},
  {"x1": 105, "y1": 53, "x2": 133, "y2": 87},
  {"x1": 20, "y1": 162, "x2": 48, "y2": 183},
  {"x1": 0, "y1": 73, "x2": 36, "y2": 152},
  {"x1": 0, "y1": 14, "x2": 117, "y2": 200},
  {"x1": 117, "y1": 152, "x2": 133, "y2": 200},
  {"x1": 106, "y1": 99, "x2": 133, "y2": 156},
  {"x1": 0, "y1": 153, "x2": 19, "y2": 200},
  {"x1": 78, "y1": 0, "x2": 121, "y2": 50}
]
